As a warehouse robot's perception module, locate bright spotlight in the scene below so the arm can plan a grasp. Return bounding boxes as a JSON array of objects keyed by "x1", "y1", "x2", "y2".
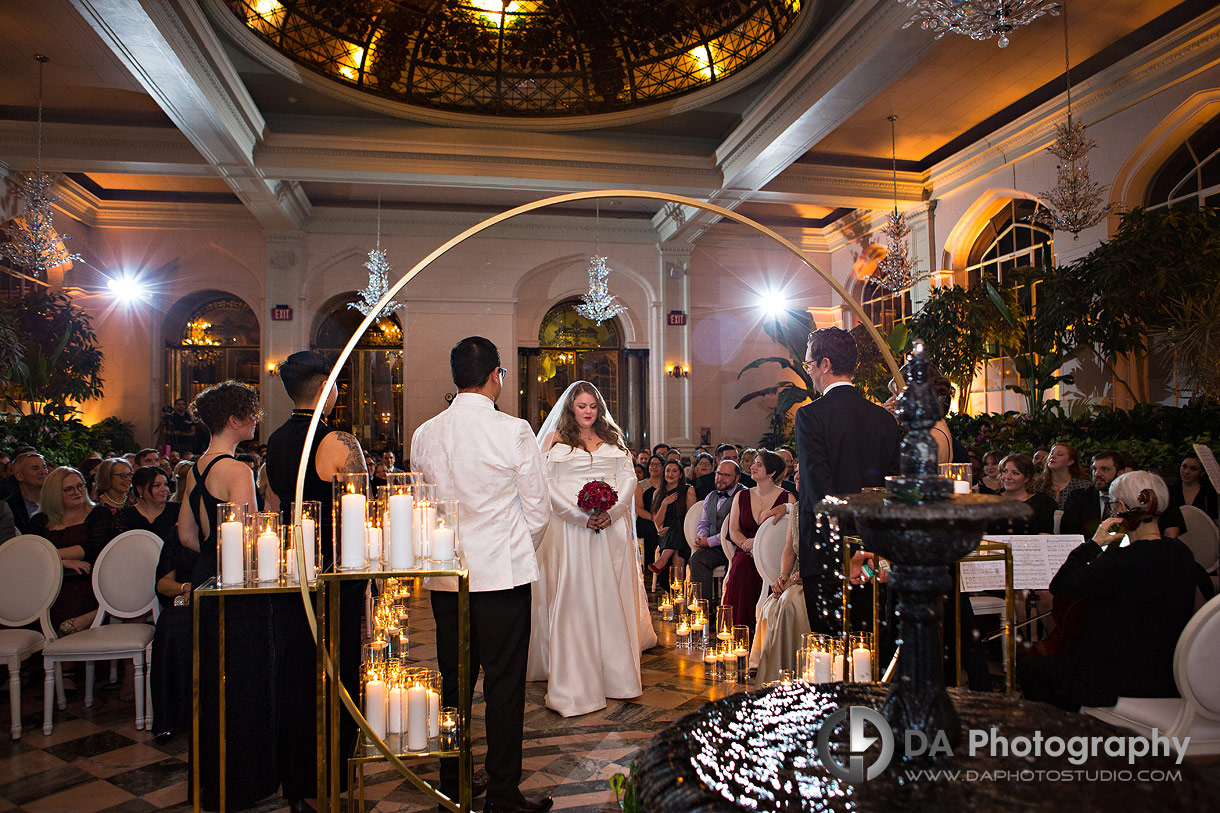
[
  {"x1": 760, "y1": 290, "x2": 788, "y2": 317},
  {"x1": 107, "y1": 275, "x2": 148, "y2": 301}
]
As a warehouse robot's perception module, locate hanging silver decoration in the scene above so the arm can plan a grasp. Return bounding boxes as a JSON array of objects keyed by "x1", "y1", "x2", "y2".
[
  {"x1": 1, "y1": 55, "x2": 82, "y2": 278},
  {"x1": 899, "y1": 0, "x2": 1060, "y2": 48},
  {"x1": 1036, "y1": 4, "x2": 1114, "y2": 239},
  {"x1": 350, "y1": 191, "x2": 403, "y2": 319},
  {"x1": 874, "y1": 116, "x2": 929, "y2": 293},
  {"x1": 575, "y1": 200, "x2": 628, "y2": 325}
]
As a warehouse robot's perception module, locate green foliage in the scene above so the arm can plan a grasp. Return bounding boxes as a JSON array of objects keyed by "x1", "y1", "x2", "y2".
[
  {"x1": 610, "y1": 762, "x2": 641, "y2": 812},
  {"x1": 908, "y1": 285, "x2": 1004, "y2": 412},
  {"x1": 853, "y1": 323, "x2": 909, "y2": 404},
  {"x1": 1, "y1": 288, "x2": 105, "y2": 417},
  {"x1": 0, "y1": 414, "x2": 136, "y2": 468},
  {"x1": 948, "y1": 401, "x2": 1220, "y2": 478},
  {"x1": 0, "y1": 309, "x2": 24, "y2": 382}
]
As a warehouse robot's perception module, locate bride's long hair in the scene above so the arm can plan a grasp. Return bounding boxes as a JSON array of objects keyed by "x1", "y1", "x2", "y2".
[{"x1": 552, "y1": 381, "x2": 628, "y2": 453}]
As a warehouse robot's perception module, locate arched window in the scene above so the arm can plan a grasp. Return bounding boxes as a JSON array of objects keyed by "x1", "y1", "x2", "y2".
[
  {"x1": 313, "y1": 304, "x2": 403, "y2": 449},
  {"x1": 965, "y1": 199, "x2": 1054, "y2": 291},
  {"x1": 165, "y1": 296, "x2": 261, "y2": 425},
  {"x1": 856, "y1": 278, "x2": 911, "y2": 333},
  {"x1": 518, "y1": 298, "x2": 647, "y2": 444},
  {"x1": 1145, "y1": 113, "x2": 1220, "y2": 210}
]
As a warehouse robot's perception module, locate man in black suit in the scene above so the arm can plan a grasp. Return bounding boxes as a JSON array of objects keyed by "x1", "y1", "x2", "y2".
[
  {"x1": 795, "y1": 327, "x2": 901, "y2": 635},
  {"x1": 1060, "y1": 450, "x2": 1121, "y2": 537},
  {"x1": 694, "y1": 443, "x2": 754, "y2": 499}
]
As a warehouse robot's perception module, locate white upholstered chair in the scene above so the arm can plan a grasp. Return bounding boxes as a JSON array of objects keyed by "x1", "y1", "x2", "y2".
[
  {"x1": 0, "y1": 535, "x2": 63, "y2": 739},
  {"x1": 1083, "y1": 593, "x2": 1220, "y2": 755},
  {"x1": 751, "y1": 505, "x2": 808, "y2": 678},
  {"x1": 41, "y1": 529, "x2": 162, "y2": 735},
  {"x1": 1178, "y1": 505, "x2": 1219, "y2": 574}
]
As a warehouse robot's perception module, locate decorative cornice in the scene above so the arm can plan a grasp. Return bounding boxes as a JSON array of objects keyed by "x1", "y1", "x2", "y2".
[{"x1": 307, "y1": 206, "x2": 661, "y2": 244}]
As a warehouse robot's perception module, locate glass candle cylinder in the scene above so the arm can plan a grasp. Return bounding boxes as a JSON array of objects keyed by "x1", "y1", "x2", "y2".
[
  {"x1": 386, "y1": 659, "x2": 405, "y2": 735},
  {"x1": 431, "y1": 499, "x2": 459, "y2": 563},
  {"x1": 363, "y1": 662, "x2": 388, "y2": 741},
  {"x1": 939, "y1": 463, "x2": 973, "y2": 494},
  {"x1": 703, "y1": 647, "x2": 717, "y2": 680},
  {"x1": 384, "y1": 483, "x2": 415, "y2": 570},
  {"x1": 365, "y1": 497, "x2": 384, "y2": 568},
  {"x1": 411, "y1": 484, "x2": 436, "y2": 565},
  {"x1": 333, "y1": 473, "x2": 369, "y2": 571},
  {"x1": 287, "y1": 501, "x2": 320, "y2": 583},
  {"x1": 216, "y1": 502, "x2": 247, "y2": 587},
  {"x1": 715, "y1": 643, "x2": 729, "y2": 681},
  {"x1": 831, "y1": 639, "x2": 845, "y2": 682},
  {"x1": 659, "y1": 591, "x2": 674, "y2": 622},
  {"x1": 439, "y1": 707, "x2": 457, "y2": 750},
  {"x1": 733, "y1": 625, "x2": 750, "y2": 684},
  {"x1": 252, "y1": 512, "x2": 281, "y2": 583},
  {"x1": 716, "y1": 604, "x2": 735, "y2": 644},
  {"x1": 675, "y1": 618, "x2": 690, "y2": 651},
  {"x1": 405, "y1": 669, "x2": 429, "y2": 751},
  {"x1": 850, "y1": 631, "x2": 875, "y2": 682},
  {"x1": 427, "y1": 672, "x2": 442, "y2": 739}
]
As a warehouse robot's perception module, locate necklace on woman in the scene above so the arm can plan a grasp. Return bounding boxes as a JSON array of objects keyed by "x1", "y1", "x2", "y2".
[{"x1": 101, "y1": 492, "x2": 126, "y2": 508}]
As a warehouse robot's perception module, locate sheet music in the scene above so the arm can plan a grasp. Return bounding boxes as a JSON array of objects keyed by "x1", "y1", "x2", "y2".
[
  {"x1": 1193, "y1": 444, "x2": 1220, "y2": 491},
  {"x1": 981, "y1": 534, "x2": 1086, "y2": 590},
  {"x1": 958, "y1": 560, "x2": 1007, "y2": 592}
]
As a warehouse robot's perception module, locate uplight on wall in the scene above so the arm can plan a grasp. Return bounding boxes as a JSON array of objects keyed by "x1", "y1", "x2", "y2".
[
  {"x1": 107, "y1": 275, "x2": 148, "y2": 302},
  {"x1": 266, "y1": 361, "x2": 279, "y2": 376},
  {"x1": 668, "y1": 364, "x2": 689, "y2": 379}
]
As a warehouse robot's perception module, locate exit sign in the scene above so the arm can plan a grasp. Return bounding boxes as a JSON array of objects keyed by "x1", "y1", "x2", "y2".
[
  {"x1": 667, "y1": 311, "x2": 687, "y2": 326},
  {"x1": 272, "y1": 305, "x2": 293, "y2": 321}
]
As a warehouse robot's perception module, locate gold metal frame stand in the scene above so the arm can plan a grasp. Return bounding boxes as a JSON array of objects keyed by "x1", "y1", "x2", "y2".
[{"x1": 955, "y1": 541, "x2": 1016, "y2": 694}]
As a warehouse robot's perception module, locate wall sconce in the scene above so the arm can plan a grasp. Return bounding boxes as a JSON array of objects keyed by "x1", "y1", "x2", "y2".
[
  {"x1": 668, "y1": 364, "x2": 689, "y2": 379},
  {"x1": 266, "y1": 361, "x2": 279, "y2": 376}
]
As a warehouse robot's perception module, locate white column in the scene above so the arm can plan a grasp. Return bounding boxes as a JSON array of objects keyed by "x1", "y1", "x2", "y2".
[
  {"x1": 906, "y1": 200, "x2": 938, "y2": 311},
  {"x1": 657, "y1": 241, "x2": 694, "y2": 447}
]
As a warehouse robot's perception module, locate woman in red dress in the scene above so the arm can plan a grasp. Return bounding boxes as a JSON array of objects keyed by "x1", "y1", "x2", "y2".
[{"x1": 722, "y1": 450, "x2": 794, "y2": 636}]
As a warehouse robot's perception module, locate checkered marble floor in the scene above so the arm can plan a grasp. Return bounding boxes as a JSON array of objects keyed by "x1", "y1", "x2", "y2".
[{"x1": 0, "y1": 590, "x2": 735, "y2": 812}]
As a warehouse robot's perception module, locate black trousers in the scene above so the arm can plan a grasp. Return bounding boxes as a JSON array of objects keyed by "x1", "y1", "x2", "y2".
[
  {"x1": 431, "y1": 585, "x2": 531, "y2": 808},
  {"x1": 1017, "y1": 653, "x2": 1080, "y2": 711},
  {"x1": 688, "y1": 545, "x2": 728, "y2": 605}
]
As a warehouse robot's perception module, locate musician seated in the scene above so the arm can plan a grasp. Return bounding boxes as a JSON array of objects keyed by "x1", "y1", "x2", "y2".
[{"x1": 1017, "y1": 471, "x2": 1207, "y2": 711}]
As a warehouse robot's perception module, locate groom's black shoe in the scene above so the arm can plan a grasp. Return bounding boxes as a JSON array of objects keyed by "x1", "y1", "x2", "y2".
[
  {"x1": 483, "y1": 795, "x2": 553, "y2": 813},
  {"x1": 473, "y1": 769, "x2": 490, "y2": 797}
]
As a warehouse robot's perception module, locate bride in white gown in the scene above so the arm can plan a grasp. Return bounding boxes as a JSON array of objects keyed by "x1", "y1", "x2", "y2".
[{"x1": 526, "y1": 381, "x2": 657, "y2": 717}]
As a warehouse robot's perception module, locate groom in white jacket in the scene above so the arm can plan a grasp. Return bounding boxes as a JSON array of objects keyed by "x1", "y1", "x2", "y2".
[{"x1": 411, "y1": 336, "x2": 554, "y2": 813}]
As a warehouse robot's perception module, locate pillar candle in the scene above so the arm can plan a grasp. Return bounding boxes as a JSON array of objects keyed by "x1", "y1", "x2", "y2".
[
  {"x1": 388, "y1": 685, "x2": 404, "y2": 734},
  {"x1": 406, "y1": 685, "x2": 428, "y2": 751},
  {"x1": 814, "y1": 650, "x2": 832, "y2": 683},
  {"x1": 832, "y1": 653, "x2": 845, "y2": 682},
  {"x1": 340, "y1": 492, "x2": 367, "y2": 569},
  {"x1": 365, "y1": 677, "x2": 387, "y2": 740},
  {"x1": 431, "y1": 524, "x2": 456, "y2": 561},
  {"x1": 219, "y1": 520, "x2": 243, "y2": 585},
  {"x1": 412, "y1": 503, "x2": 427, "y2": 561},
  {"x1": 852, "y1": 647, "x2": 872, "y2": 682},
  {"x1": 428, "y1": 689, "x2": 440, "y2": 738},
  {"x1": 256, "y1": 530, "x2": 279, "y2": 582},
  {"x1": 388, "y1": 493, "x2": 414, "y2": 568},
  {"x1": 366, "y1": 524, "x2": 383, "y2": 562},
  {"x1": 301, "y1": 518, "x2": 317, "y2": 581}
]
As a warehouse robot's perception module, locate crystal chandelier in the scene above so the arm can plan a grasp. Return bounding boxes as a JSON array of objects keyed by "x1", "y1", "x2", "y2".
[
  {"x1": 874, "y1": 116, "x2": 929, "y2": 294},
  {"x1": 1036, "y1": 4, "x2": 1113, "y2": 240},
  {"x1": 350, "y1": 191, "x2": 404, "y2": 319},
  {"x1": 899, "y1": 0, "x2": 1060, "y2": 48},
  {"x1": 1, "y1": 55, "x2": 82, "y2": 278},
  {"x1": 576, "y1": 201, "x2": 627, "y2": 325}
]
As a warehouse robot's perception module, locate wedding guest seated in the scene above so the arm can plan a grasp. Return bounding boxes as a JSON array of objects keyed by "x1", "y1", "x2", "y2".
[
  {"x1": 694, "y1": 444, "x2": 754, "y2": 500},
  {"x1": 740, "y1": 448, "x2": 757, "y2": 472},
  {"x1": 646, "y1": 460, "x2": 697, "y2": 577},
  {"x1": 755, "y1": 470, "x2": 810, "y2": 684},
  {"x1": 1017, "y1": 471, "x2": 1206, "y2": 711},
  {"x1": 722, "y1": 450, "x2": 794, "y2": 637},
  {"x1": 988, "y1": 453, "x2": 1056, "y2": 535},
  {"x1": 0, "y1": 501, "x2": 16, "y2": 544},
  {"x1": 115, "y1": 466, "x2": 179, "y2": 542},
  {"x1": 92, "y1": 457, "x2": 134, "y2": 514},
  {"x1": 1060, "y1": 451, "x2": 1122, "y2": 537},
  {"x1": 1159, "y1": 453, "x2": 1219, "y2": 538},
  {"x1": 1032, "y1": 449, "x2": 1049, "y2": 471},
  {"x1": 1036, "y1": 442, "x2": 1092, "y2": 510},
  {"x1": 134, "y1": 448, "x2": 160, "y2": 469},
  {"x1": 691, "y1": 452, "x2": 714, "y2": 482},
  {"x1": 147, "y1": 492, "x2": 198, "y2": 743},
  {"x1": 0, "y1": 451, "x2": 11, "y2": 500},
  {"x1": 687, "y1": 460, "x2": 746, "y2": 602},
  {"x1": 171, "y1": 460, "x2": 194, "y2": 502},
  {"x1": 5, "y1": 450, "x2": 49, "y2": 533},
  {"x1": 977, "y1": 450, "x2": 1003, "y2": 495},
  {"x1": 636, "y1": 454, "x2": 664, "y2": 566},
  {"x1": 26, "y1": 467, "x2": 110, "y2": 637}
]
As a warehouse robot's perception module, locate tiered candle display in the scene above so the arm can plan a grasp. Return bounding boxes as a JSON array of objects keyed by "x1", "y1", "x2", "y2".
[
  {"x1": 216, "y1": 502, "x2": 248, "y2": 587},
  {"x1": 334, "y1": 473, "x2": 369, "y2": 571},
  {"x1": 796, "y1": 632, "x2": 875, "y2": 683},
  {"x1": 658, "y1": 574, "x2": 750, "y2": 684}
]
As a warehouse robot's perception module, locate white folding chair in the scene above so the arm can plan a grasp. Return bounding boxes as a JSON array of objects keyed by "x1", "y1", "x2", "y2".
[
  {"x1": 42, "y1": 529, "x2": 162, "y2": 735},
  {"x1": 1179, "y1": 505, "x2": 1219, "y2": 574},
  {"x1": 0, "y1": 535, "x2": 63, "y2": 739},
  {"x1": 1083, "y1": 593, "x2": 1220, "y2": 755},
  {"x1": 750, "y1": 504, "x2": 792, "y2": 668},
  {"x1": 720, "y1": 515, "x2": 736, "y2": 586}
]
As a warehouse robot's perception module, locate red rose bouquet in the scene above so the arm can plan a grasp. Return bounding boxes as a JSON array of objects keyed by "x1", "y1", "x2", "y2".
[{"x1": 577, "y1": 480, "x2": 618, "y2": 534}]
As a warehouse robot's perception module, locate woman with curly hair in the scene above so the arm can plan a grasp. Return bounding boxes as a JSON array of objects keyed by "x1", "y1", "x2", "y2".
[
  {"x1": 1036, "y1": 442, "x2": 1091, "y2": 509},
  {"x1": 176, "y1": 381, "x2": 278, "y2": 809},
  {"x1": 527, "y1": 380, "x2": 656, "y2": 717}
]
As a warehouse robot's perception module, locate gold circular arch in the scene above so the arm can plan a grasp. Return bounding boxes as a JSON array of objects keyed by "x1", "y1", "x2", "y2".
[{"x1": 287, "y1": 189, "x2": 905, "y2": 806}]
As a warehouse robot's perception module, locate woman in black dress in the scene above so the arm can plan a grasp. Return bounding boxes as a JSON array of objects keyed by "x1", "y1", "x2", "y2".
[
  {"x1": 646, "y1": 460, "x2": 697, "y2": 577},
  {"x1": 991, "y1": 453, "x2": 1057, "y2": 534},
  {"x1": 635, "y1": 454, "x2": 665, "y2": 568},
  {"x1": 1160, "y1": 453, "x2": 1219, "y2": 537},
  {"x1": 176, "y1": 381, "x2": 278, "y2": 811}
]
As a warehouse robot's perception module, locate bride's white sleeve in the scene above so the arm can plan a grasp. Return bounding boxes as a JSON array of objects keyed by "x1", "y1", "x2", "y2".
[
  {"x1": 606, "y1": 453, "x2": 638, "y2": 523},
  {"x1": 546, "y1": 457, "x2": 590, "y2": 527}
]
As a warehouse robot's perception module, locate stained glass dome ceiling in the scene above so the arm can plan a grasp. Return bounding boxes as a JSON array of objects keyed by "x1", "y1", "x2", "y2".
[{"x1": 228, "y1": 0, "x2": 804, "y2": 117}]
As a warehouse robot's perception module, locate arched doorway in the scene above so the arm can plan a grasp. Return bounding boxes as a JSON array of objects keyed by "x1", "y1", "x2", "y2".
[
  {"x1": 519, "y1": 298, "x2": 648, "y2": 445},
  {"x1": 166, "y1": 294, "x2": 261, "y2": 405},
  {"x1": 313, "y1": 304, "x2": 403, "y2": 451}
]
